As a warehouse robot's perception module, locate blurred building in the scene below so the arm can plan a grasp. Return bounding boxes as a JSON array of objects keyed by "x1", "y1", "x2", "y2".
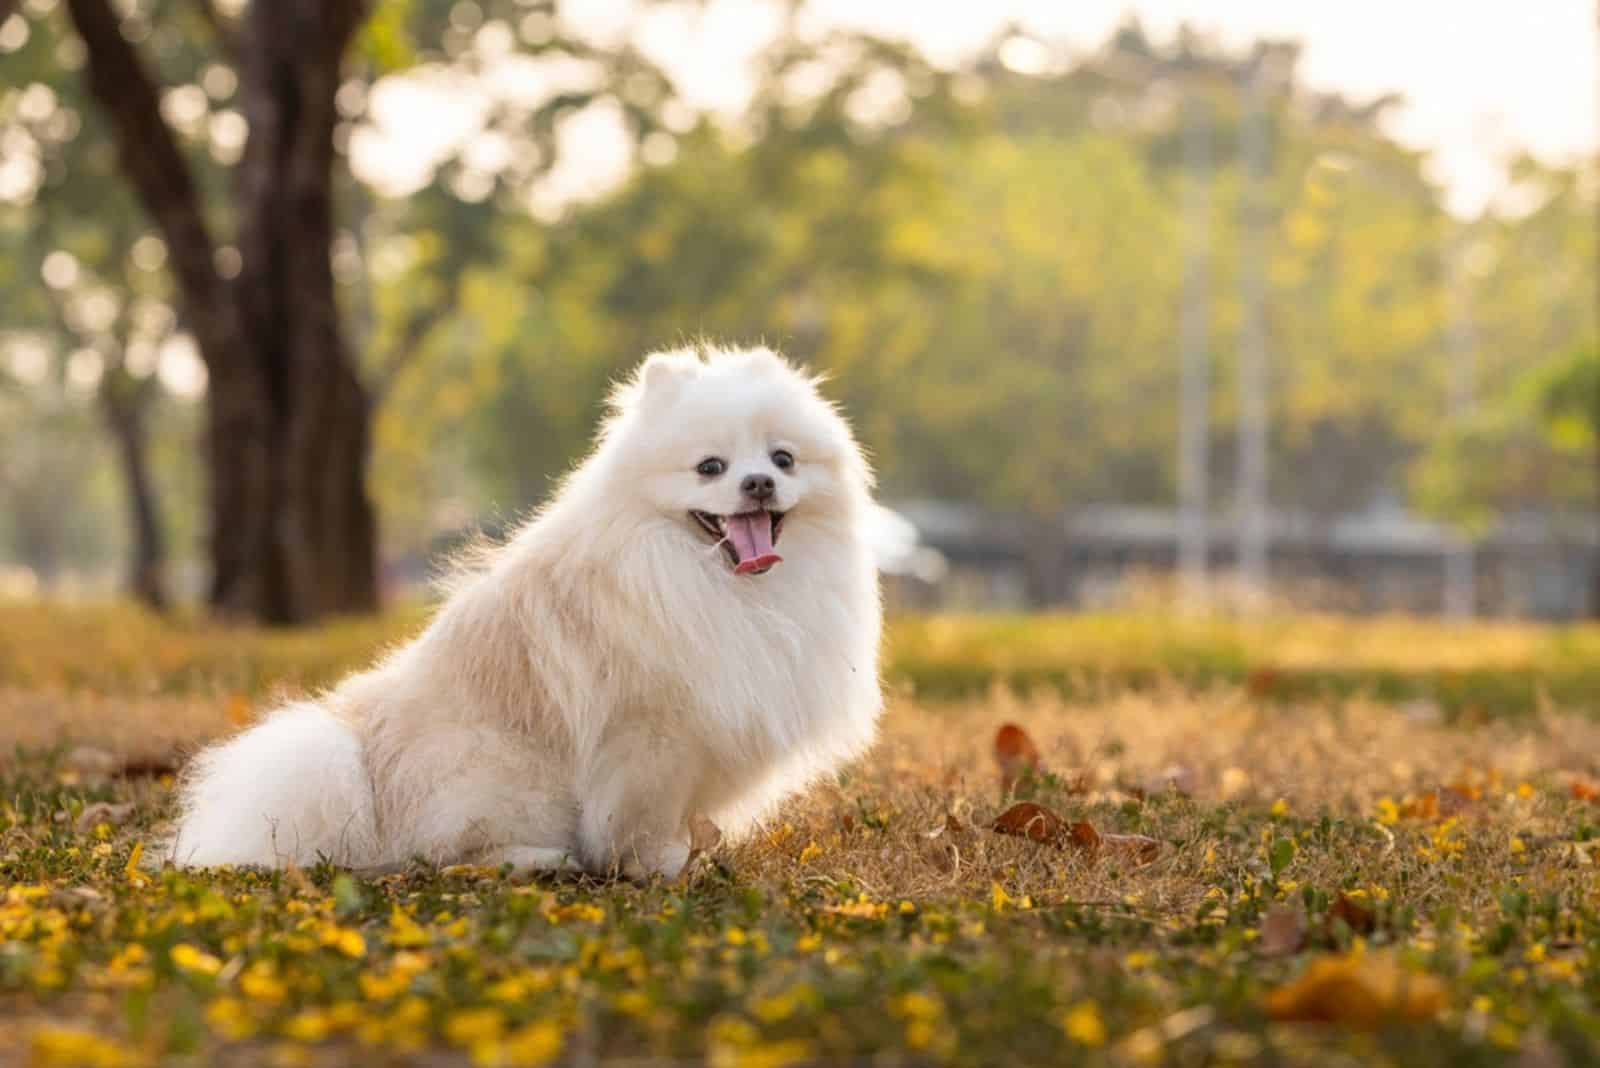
[{"x1": 886, "y1": 498, "x2": 1597, "y2": 620}]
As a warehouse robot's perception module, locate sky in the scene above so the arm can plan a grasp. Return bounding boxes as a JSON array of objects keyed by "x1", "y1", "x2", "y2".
[{"x1": 414, "y1": 0, "x2": 1596, "y2": 219}]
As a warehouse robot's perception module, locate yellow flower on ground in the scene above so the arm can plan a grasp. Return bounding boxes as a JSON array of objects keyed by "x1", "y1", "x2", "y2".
[
  {"x1": 445, "y1": 1007, "x2": 505, "y2": 1047},
  {"x1": 387, "y1": 905, "x2": 430, "y2": 947},
  {"x1": 500, "y1": 1021, "x2": 566, "y2": 1067},
  {"x1": 1063, "y1": 1001, "x2": 1107, "y2": 1046},
  {"x1": 319, "y1": 924, "x2": 366, "y2": 958},
  {"x1": 206, "y1": 997, "x2": 259, "y2": 1040},
  {"x1": 545, "y1": 901, "x2": 605, "y2": 925},
  {"x1": 31, "y1": 1026, "x2": 143, "y2": 1068},
  {"x1": 240, "y1": 962, "x2": 289, "y2": 1002},
  {"x1": 123, "y1": 842, "x2": 147, "y2": 886},
  {"x1": 170, "y1": 943, "x2": 224, "y2": 977},
  {"x1": 281, "y1": 1010, "x2": 333, "y2": 1043},
  {"x1": 718, "y1": 1038, "x2": 814, "y2": 1068},
  {"x1": 751, "y1": 982, "x2": 816, "y2": 1024}
]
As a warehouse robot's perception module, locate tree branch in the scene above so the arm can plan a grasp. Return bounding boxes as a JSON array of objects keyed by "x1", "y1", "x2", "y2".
[{"x1": 63, "y1": 0, "x2": 243, "y2": 373}]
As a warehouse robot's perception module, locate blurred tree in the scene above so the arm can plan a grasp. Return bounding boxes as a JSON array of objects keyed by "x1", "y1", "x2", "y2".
[
  {"x1": 50, "y1": 0, "x2": 375, "y2": 622},
  {"x1": 9, "y1": 0, "x2": 674, "y2": 619},
  {"x1": 5, "y1": 7, "x2": 1596, "y2": 605},
  {"x1": 1414, "y1": 158, "x2": 1597, "y2": 537}
]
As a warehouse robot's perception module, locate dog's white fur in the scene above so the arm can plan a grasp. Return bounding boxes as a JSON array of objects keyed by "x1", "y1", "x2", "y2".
[{"x1": 170, "y1": 346, "x2": 882, "y2": 878}]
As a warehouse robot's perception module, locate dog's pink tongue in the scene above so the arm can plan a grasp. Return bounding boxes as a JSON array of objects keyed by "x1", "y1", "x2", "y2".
[{"x1": 726, "y1": 512, "x2": 781, "y2": 575}]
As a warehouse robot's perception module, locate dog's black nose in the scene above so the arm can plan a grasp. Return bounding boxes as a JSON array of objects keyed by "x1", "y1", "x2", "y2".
[{"x1": 741, "y1": 473, "x2": 776, "y2": 500}]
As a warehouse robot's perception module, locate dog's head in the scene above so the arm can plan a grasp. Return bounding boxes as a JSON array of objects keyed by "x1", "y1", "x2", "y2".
[{"x1": 599, "y1": 346, "x2": 872, "y2": 576}]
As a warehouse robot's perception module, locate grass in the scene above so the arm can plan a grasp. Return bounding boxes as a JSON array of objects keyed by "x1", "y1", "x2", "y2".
[
  {"x1": 5, "y1": 601, "x2": 1600, "y2": 717},
  {"x1": 3, "y1": 602, "x2": 1600, "y2": 1065}
]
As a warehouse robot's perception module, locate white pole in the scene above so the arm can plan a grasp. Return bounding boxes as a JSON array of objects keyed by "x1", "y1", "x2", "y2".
[
  {"x1": 1444, "y1": 232, "x2": 1477, "y2": 618},
  {"x1": 1237, "y1": 62, "x2": 1270, "y2": 610},
  {"x1": 1178, "y1": 95, "x2": 1211, "y2": 611}
]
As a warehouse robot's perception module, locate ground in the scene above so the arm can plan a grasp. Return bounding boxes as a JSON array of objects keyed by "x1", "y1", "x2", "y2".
[{"x1": 2, "y1": 604, "x2": 1599, "y2": 1067}]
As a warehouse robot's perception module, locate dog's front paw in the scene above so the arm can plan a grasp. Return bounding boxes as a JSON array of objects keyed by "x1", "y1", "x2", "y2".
[{"x1": 619, "y1": 835, "x2": 691, "y2": 881}]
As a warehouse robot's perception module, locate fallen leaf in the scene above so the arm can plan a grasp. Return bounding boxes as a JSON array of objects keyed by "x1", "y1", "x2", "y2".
[
  {"x1": 1067, "y1": 819, "x2": 1101, "y2": 852},
  {"x1": 994, "y1": 723, "x2": 1042, "y2": 791},
  {"x1": 1328, "y1": 893, "x2": 1376, "y2": 935},
  {"x1": 991, "y1": 803, "x2": 1160, "y2": 865},
  {"x1": 1265, "y1": 953, "x2": 1445, "y2": 1029},
  {"x1": 1259, "y1": 904, "x2": 1307, "y2": 958},
  {"x1": 1399, "y1": 792, "x2": 1439, "y2": 821},
  {"x1": 992, "y1": 801, "x2": 1067, "y2": 845},
  {"x1": 1246, "y1": 668, "x2": 1281, "y2": 698}
]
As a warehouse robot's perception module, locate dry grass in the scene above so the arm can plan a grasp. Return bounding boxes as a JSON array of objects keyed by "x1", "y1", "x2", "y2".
[
  {"x1": 3, "y1": 605, "x2": 1600, "y2": 1066},
  {"x1": 6, "y1": 600, "x2": 1600, "y2": 714}
]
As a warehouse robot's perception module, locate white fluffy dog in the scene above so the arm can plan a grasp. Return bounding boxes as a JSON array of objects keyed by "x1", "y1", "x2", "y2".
[{"x1": 169, "y1": 345, "x2": 882, "y2": 878}]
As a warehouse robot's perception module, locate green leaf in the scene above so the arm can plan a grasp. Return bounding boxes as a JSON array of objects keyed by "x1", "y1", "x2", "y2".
[{"x1": 1268, "y1": 837, "x2": 1296, "y2": 880}]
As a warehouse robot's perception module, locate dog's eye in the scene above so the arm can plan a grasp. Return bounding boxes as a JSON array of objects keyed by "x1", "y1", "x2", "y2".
[
  {"x1": 696, "y1": 457, "x2": 727, "y2": 478},
  {"x1": 771, "y1": 449, "x2": 794, "y2": 471}
]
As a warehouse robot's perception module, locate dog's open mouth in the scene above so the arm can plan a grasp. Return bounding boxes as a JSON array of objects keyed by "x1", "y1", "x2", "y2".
[{"x1": 691, "y1": 509, "x2": 786, "y2": 575}]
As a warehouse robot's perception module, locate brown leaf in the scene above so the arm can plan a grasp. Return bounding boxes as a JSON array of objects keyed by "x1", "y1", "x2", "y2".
[
  {"x1": 990, "y1": 804, "x2": 1160, "y2": 866},
  {"x1": 1328, "y1": 893, "x2": 1376, "y2": 935},
  {"x1": 992, "y1": 801, "x2": 1068, "y2": 845},
  {"x1": 1265, "y1": 953, "x2": 1445, "y2": 1029},
  {"x1": 994, "y1": 723, "x2": 1041, "y2": 791},
  {"x1": 1259, "y1": 904, "x2": 1308, "y2": 958},
  {"x1": 1246, "y1": 667, "x2": 1281, "y2": 698},
  {"x1": 1399, "y1": 792, "x2": 1439, "y2": 821},
  {"x1": 1067, "y1": 819, "x2": 1102, "y2": 852}
]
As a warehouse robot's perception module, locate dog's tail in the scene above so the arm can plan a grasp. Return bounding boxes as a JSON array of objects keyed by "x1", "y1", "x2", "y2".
[{"x1": 168, "y1": 701, "x2": 379, "y2": 868}]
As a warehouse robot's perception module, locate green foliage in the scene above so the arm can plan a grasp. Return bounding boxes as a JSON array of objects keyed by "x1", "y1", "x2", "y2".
[
  {"x1": 1417, "y1": 344, "x2": 1600, "y2": 529},
  {"x1": 398, "y1": 27, "x2": 1595, "y2": 532},
  {"x1": 4, "y1": 10, "x2": 1596, "y2": 578}
]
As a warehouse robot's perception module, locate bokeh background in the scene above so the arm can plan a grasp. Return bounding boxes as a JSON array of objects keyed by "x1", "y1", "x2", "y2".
[{"x1": 2, "y1": 0, "x2": 1596, "y2": 622}]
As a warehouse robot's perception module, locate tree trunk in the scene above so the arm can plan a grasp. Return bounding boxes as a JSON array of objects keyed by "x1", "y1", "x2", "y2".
[
  {"x1": 99, "y1": 375, "x2": 169, "y2": 611},
  {"x1": 65, "y1": 0, "x2": 377, "y2": 624},
  {"x1": 233, "y1": 0, "x2": 377, "y2": 622}
]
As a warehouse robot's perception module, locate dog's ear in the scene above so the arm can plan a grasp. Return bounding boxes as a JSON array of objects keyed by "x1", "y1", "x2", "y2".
[{"x1": 637, "y1": 349, "x2": 698, "y2": 402}]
